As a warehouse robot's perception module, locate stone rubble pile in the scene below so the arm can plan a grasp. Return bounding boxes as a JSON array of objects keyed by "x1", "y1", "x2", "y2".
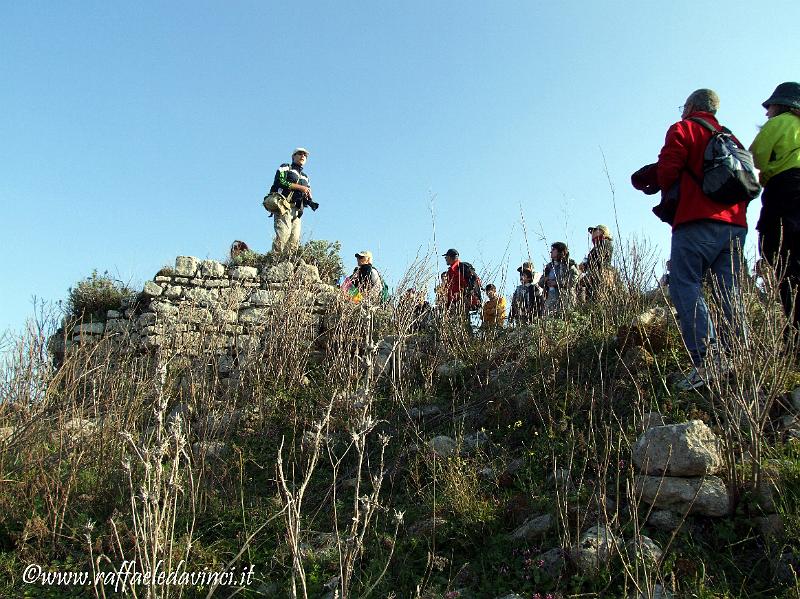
[{"x1": 632, "y1": 419, "x2": 731, "y2": 518}]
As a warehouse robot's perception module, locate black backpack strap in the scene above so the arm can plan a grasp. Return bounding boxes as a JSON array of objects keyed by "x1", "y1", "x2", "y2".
[{"x1": 687, "y1": 116, "x2": 718, "y2": 133}]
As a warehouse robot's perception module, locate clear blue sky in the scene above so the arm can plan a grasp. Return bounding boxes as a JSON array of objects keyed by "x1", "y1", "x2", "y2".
[{"x1": 2, "y1": 1, "x2": 798, "y2": 334}]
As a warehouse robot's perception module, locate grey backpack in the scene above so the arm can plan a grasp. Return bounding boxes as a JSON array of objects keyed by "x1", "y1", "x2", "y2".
[{"x1": 687, "y1": 117, "x2": 761, "y2": 205}]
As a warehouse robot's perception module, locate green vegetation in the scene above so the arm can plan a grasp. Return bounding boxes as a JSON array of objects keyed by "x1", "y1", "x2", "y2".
[
  {"x1": 2, "y1": 250, "x2": 800, "y2": 598},
  {"x1": 65, "y1": 269, "x2": 134, "y2": 322}
]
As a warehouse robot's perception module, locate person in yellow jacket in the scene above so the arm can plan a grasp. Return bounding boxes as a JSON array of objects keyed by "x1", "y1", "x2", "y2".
[
  {"x1": 481, "y1": 284, "x2": 507, "y2": 329},
  {"x1": 750, "y1": 82, "x2": 800, "y2": 330}
]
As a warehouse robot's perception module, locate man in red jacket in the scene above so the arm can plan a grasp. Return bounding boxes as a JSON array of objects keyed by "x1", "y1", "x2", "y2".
[{"x1": 657, "y1": 88, "x2": 748, "y2": 390}]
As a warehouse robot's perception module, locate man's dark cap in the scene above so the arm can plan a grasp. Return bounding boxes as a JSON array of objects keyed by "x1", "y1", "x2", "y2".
[
  {"x1": 442, "y1": 248, "x2": 459, "y2": 257},
  {"x1": 516, "y1": 261, "x2": 534, "y2": 273}
]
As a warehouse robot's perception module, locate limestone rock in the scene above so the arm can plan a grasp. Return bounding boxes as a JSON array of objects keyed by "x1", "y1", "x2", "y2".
[
  {"x1": 535, "y1": 547, "x2": 565, "y2": 579},
  {"x1": 633, "y1": 306, "x2": 667, "y2": 328},
  {"x1": 175, "y1": 256, "x2": 199, "y2": 277},
  {"x1": 76, "y1": 322, "x2": 105, "y2": 335},
  {"x1": 647, "y1": 510, "x2": 682, "y2": 531},
  {"x1": 200, "y1": 259, "x2": 225, "y2": 278},
  {"x1": 633, "y1": 420, "x2": 723, "y2": 476},
  {"x1": 164, "y1": 285, "x2": 182, "y2": 299},
  {"x1": 625, "y1": 535, "x2": 663, "y2": 567},
  {"x1": 572, "y1": 524, "x2": 619, "y2": 573},
  {"x1": 184, "y1": 287, "x2": 217, "y2": 307},
  {"x1": 265, "y1": 261, "x2": 294, "y2": 283},
  {"x1": 641, "y1": 411, "x2": 666, "y2": 431},
  {"x1": 229, "y1": 266, "x2": 258, "y2": 280},
  {"x1": 510, "y1": 513, "x2": 553, "y2": 542},
  {"x1": 150, "y1": 301, "x2": 179, "y2": 317},
  {"x1": 635, "y1": 474, "x2": 730, "y2": 516},
  {"x1": 105, "y1": 319, "x2": 128, "y2": 334},
  {"x1": 239, "y1": 308, "x2": 270, "y2": 325},
  {"x1": 429, "y1": 435, "x2": 457, "y2": 458},
  {"x1": 296, "y1": 260, "x2": 321, "y2": 283},
  {"x1": 248, "y1": 289, "x2": 279, "y2": 307},
  {"x1": 142, "y1": 281, "x2": 163, "y2": 298}
]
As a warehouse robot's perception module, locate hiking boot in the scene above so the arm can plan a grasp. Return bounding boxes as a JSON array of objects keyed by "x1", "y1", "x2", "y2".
[{"x1": 675, "y1": 366, "x2": 707, "y2": 391}]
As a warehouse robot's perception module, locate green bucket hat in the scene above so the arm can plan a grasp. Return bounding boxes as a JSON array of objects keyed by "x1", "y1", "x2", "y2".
[{"x1": 762, "y1": 82, "x2": 800, "y2": 110}]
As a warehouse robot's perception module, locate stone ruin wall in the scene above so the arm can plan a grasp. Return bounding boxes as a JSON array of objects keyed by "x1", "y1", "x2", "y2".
[{"x1": 55, "y1": 255, "x2": 341, "y2": 378}]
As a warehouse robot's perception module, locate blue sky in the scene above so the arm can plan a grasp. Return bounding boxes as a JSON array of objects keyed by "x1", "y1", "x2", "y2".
[{"x1": 2, "y1": 1, "x2": 798, "y2": 334}]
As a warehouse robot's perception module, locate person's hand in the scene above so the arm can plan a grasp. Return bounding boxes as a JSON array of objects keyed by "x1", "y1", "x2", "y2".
[{"x1": 294, "y1": 184, "x2": 311, "y2": 195}]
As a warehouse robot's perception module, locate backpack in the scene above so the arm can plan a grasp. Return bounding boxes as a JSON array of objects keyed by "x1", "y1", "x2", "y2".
[
  {"x1": 457, "y1": 262, "x2": 483, "y2": 309},
  {"x1": 687, "y1": 117, "x2": 761, "y2": 205},
  {"x1": 372, "y1": 268, "x2": 391, "y2": 303}
]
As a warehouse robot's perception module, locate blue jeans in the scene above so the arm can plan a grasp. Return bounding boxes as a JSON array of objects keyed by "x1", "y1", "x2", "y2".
[{"x1": 669, "y1": 221, "x2": 747, "y2": 366}]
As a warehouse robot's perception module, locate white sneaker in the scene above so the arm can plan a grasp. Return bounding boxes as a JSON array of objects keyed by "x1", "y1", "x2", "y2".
[{"x1": 675, "y1": 366, "x2": 707, "y2": 391}]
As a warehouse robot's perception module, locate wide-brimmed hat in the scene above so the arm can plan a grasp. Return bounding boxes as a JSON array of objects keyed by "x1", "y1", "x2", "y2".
[
  {"x1": 516, "y1": 261, "x2": 534, "y2": 273},
  {"x1": 442, "y1": 248, "x2": 459, "y2": 257},
  {"x1": 588, "y1": 224, "x2": 613, "y2": 240},
  {"x1": 355, "y1": 250, "x2": 373, "y2": 261},
  {"x1": 762, "y1": 82, "x2": 800, "y2": 110}
]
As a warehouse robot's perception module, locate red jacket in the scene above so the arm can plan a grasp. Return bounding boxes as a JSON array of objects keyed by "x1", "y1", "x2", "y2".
[
  {"x1": 657, "y1": 111, "x2": 748, "y2": 230},
  {"x1": 445, "y1": 259, "x2": 468, "y2": 305}
]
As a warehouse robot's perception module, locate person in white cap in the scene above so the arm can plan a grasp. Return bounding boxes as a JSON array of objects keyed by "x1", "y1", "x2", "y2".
[
  {"x1": 267, "y1": 147, "x2": 317, "y2": 254},
  {"x1": 352, "y1": 251, "x2": 384, "y2": 301}
]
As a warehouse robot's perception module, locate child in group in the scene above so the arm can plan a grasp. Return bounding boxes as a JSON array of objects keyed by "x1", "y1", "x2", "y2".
[{"x1": 481, "y1": 284, "x2": 507, "y2": 329}]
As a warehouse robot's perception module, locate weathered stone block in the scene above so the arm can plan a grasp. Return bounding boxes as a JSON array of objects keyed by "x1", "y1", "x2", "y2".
[
  {"x1": 200, "y1": 259, "x2": 226, "y2": 278},
  {"x1": 296, "y1": 260, "x2": 321, "y2": 283},
  {"x1": 229, "y1": 266, "x2": 258, "y2": 280},
  {"x1": 105, "y1": 319, "x2": 129, "y2": 334},
  {"x1": 76, "y1": 322, "x2": 105, "y2": 335},
  {"x1": 248, "y1": 289, "x2": 280, "y2": 307},
  {"x1": 164, "y1": 285, "x2": 183, "y2": 299},
  {"x1": 634, "y1": 474, "x2": 731, "y2": 517},
  {"x1": 150, "y1": 301, "x2": 179, "y2": 317},
  {"x1": 429, "y1": 435, "x2": 457, "y2": 458},
  {"x1": 239, "y1": 308, "x2": 270, "y2": 324},
  {"x1": 142, "y1": 281, "x2": 163, "y2": 298},
  {"x1": 184, "y1": 287, "x2": 218, "y2": 307},
  {"x1": 265, "y1": 262, "x2": 294, "y2": 283},
  {"x1": 633, "y1": 420, "x2": 723, "y2": 476},
  {"x1": 175, "y1": 256, "x2": 199, "y2": 277},
  {"x1": 136, "y1": 312, "x2": 157, "y2": 327},
  {"x1": 510, "y1": 514, "x2": 553, "y2": 542},
  {"x1": 205, "y1": 279, "x2": 230, "y2": 288}
]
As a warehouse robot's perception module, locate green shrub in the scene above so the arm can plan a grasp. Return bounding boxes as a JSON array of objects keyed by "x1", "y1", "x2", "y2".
[
  {"x1": 65, "y1": 270, "x2": 134, "y2": 322},
  {"x1": 228, "y1": 239, "x2": 345, "y2": 285}
]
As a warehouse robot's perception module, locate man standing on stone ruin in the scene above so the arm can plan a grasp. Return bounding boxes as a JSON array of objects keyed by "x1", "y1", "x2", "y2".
[{"x1": 268, "y1": 147, "x2": 318, "y2": 255}]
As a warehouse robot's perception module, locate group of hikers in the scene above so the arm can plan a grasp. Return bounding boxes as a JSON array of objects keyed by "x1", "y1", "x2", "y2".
[{"x1": 261, "y1": 82, "x2": 800, "y2": 391}]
